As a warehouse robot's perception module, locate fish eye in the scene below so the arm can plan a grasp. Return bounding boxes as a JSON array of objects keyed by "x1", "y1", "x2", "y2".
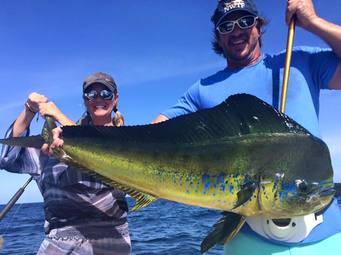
[{"x1": 295, "y1": 179, "x2": 308, "y2": 193}]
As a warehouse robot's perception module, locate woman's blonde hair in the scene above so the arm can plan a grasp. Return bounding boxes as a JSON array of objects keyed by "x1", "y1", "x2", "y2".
[{"x1": 113, "y1": 110, "x2": 124, "y2": 127}]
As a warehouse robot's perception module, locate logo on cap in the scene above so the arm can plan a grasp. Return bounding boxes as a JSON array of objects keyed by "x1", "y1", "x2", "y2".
[{"x1": 224, "y1": 0, "x2": 245, "y2": 12}]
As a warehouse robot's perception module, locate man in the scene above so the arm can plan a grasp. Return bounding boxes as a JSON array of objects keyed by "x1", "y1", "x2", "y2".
[{"x1": 153, "y1": 0, "x2": 341, "y2": 254}]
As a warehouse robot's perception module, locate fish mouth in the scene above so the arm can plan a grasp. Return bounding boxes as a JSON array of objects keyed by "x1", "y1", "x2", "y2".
[
  {"x1": 277, "y1": 183, "x2": 335, "y2": 215},
  {"x1": 307, "y1": 183, "x2": 335, "y2": 197},
  {"x1": 317, "y1": 187, "x2": 335, "y2": 198},
  {"x1": 303, "y1": 186, "x2": 335, "y2": 205}
]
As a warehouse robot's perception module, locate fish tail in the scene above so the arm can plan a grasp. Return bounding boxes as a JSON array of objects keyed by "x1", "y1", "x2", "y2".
[
  {"x1": 0, "y1": 116, "x2": 56, "y2": 149},
  {"x1": 0, "y1": 135, "x2": 45, "y2": 149}
]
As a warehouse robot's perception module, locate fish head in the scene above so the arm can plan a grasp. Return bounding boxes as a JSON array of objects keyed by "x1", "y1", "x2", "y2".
[
  {"x1": 260, "y1": 173, "x2": 334, "y2": 218},
  {"x1": 258, "y1": 134, "x2": 335, "y2": 218}
]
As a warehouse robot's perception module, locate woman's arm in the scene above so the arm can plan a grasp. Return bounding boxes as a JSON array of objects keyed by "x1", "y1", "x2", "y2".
[
  {"x1": 12, "y1": 105, "x2": 36, "y2": 137},
  {"x1": 39, "y1": 101, "x2": 76, "y2": 126},
  {"x1": 1, "y1": 93, "x2": 50, "y2": 174},
  {"x1": 13, "y1": 92, "x2": 76, "y2": 139},
  {"x1": 12, "y1": 92, "x2": 47, "y2": 137}
]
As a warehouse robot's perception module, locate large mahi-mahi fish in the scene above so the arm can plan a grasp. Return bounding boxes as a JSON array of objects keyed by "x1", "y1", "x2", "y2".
[{"x1": 0, "y1": 94, "x2": 335, "y2": 253}]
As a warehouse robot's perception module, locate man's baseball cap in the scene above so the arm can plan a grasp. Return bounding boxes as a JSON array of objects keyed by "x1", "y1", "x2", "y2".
[
  {"x1": 211, "y1": 0, "x2": 259, "y2": 27},
  {"x1": 83, "y1": 72, "x2": 117, "y2": 94}
]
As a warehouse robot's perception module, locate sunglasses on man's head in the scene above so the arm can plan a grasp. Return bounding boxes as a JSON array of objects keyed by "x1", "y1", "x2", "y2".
[
  {"x1": 217, "y1": 16, "x2": 258, "y2": 34},
  {"x1": 83, "y1": 89, "x2": 114, "y2": 101}
]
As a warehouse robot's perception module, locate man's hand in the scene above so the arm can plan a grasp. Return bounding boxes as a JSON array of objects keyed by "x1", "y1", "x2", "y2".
[{"x1": 286, "y1": 0, "x2": 317, "y2": 29}]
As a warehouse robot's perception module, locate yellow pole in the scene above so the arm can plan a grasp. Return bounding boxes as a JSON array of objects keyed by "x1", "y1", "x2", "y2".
[{"x1": 280, "y1": 18, "x2": 296, "y2": 113}]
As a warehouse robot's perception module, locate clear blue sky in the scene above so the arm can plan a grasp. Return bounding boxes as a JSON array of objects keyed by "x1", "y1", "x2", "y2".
[{"x1": 0, "y1": 0, "x2": 340, "y2": 204}]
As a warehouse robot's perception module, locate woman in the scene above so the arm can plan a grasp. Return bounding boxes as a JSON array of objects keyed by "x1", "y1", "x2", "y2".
[{"x1": 0, "y1": 72, "x2": 131, "y2": 255}]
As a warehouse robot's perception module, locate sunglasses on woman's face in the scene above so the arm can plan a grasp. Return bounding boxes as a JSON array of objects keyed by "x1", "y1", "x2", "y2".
[
  {"x1": 83, "y1": 89, "x2": 114, "y2": 101},
  {"x1": 217, "y1": 15, "x2": 258, "y2": 34}
]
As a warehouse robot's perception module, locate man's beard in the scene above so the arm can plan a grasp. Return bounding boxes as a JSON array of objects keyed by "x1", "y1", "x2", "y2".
[{"x1": 225, "y1": 34, "x2": 259, "y2": 66}]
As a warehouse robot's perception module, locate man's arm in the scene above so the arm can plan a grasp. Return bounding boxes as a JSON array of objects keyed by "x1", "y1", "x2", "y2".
[
  {"x1": 152, "y1": 80, "x2": 201, "y2": 124},
  {"x1": 304, "y1": 16, "x2": 341, "y2": 89},
  {"x1": 151, "y1": 114, "x2": 169, "y2": 124},
  {"x1": 286, "y1": 0, "x2": 341, "y2": 89}
]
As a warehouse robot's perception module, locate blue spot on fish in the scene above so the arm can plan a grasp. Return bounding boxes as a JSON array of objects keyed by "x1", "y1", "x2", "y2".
[
  {"x1": 202, "y1": 174, "x2": 211, "y2": 191},
  {"x1": 230, "y1": 185, "x2": 234, "y2": 194},
  {"x1": 216, "y1": 173, "x2": 225, "y2": 184},
  {"x1": 278, "y1": 183, "x2": 297, "y2": 200},
  {"x1": 216, "y1": 173, "x2": 226, "y2": 192}
]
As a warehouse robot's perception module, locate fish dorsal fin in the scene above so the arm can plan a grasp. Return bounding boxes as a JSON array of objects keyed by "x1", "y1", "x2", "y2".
[
  {"x1": 61, "y1": 94, "x2": 309, "y2": 144},
  {"x1": 201, "y1": 212, "x2": 246, "y2": 253}
]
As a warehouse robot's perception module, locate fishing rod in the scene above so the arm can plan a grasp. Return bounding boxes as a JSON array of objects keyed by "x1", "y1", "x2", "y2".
[
  {"x1": 0, "y1": 115, "x2": 44, "y2": 221},
  {"x1": 0, "y1": 176, "x2": 33, "y2": 221},
  {"x1": 0, "y1": 176, "x2": 32, "y2": 251}
]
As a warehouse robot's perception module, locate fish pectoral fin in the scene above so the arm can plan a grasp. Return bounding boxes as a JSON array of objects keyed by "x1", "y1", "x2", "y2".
[
  {"x1": 131, "y1": 192, "x2": 158, "y2": 212},
  {"x1": 233, "y1": 182, "x2": 257, "y2": 209},
  {"x1": 200, "y1": 212, "x2": 246, "y2": 254}
]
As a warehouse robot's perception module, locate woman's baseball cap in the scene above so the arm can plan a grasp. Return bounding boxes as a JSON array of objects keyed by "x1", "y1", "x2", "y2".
[{"x1": 83, "y1": 72, "x2": 117, "y2": 94}]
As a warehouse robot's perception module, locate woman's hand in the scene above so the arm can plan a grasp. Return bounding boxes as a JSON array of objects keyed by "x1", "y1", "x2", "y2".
[
  {"x1": 12, "y1": 92, "x2": 48, "y2": 137},
  {"x1": 39, "y1": 101, "x2": 76, "y2": 126},
  {"x1": 26, "y1": 92, "x2": 48, "y2": 114},
  {"x1": 39, "y1": 101, "x2": 62, "y2": 119},
  {"x1": 41, "y1": 127, "x2": 64, "y2": 156}
]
